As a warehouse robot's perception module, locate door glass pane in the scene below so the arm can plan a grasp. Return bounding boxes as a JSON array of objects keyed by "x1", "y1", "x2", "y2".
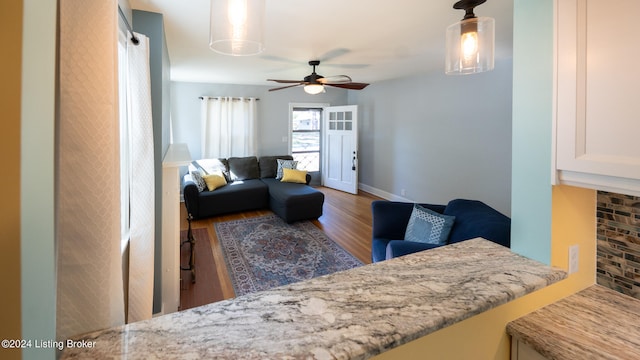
[
  {"x1": 292, "y1": 132, "x2": 319, "y2": 152},
  {"x1": 293, "y1": 153, "x2": 319, "y2": 172},
  {"x1": 337, "y1": 121, "x2": 344, "y2": 130},
  {"x1": 345, "y1": 121, "x2": 352, "y2": 131},
  {"x1": 345, "y1": 111, "x2": 352, "y2": 120},
  {"x1": 292, "y1": 106, "x2": 322, "y2": 172},
  {"x1": 337, "y1": 112, "x2": 344, "y2": 120},
  {"x1": 293, "y1": 113, "x2": 320, "y2": 130}
]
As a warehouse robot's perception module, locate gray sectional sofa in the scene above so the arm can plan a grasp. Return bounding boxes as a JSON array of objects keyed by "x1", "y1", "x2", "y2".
[{"x1": 183, "y1": 155, "x2": 324, "y2": 223}]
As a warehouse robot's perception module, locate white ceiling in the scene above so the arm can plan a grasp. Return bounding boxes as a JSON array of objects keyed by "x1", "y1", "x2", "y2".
[{"x1": 130, "y1": 0, "x2": 513, "y2": 86}]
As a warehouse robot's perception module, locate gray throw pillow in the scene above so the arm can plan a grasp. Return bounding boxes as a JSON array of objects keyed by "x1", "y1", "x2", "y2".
[
  {"x1": 404, "y1": 204, "x2": 456, "y2": 245},
  {"x1": 228, "y1": 156, "x2": 260, "y2": 181}
]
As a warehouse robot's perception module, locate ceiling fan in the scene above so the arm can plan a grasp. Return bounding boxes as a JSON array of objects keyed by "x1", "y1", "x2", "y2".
[{"x1": 267, "y1": 60, "x2": 370, "y2": 94}]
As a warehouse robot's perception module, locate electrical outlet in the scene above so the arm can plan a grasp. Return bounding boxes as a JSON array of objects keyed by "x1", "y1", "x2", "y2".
[
  {"x1": 568, "y1": 245, "x2": 579, "y2": 274},
  {"x1": 401, "y1": 189, "x2": 406, "y2": 196}
]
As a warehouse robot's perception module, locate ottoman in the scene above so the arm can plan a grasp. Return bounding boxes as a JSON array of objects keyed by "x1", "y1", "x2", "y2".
[{"x1": 262, "y1": 178, "x2": 325, "y2": 223}]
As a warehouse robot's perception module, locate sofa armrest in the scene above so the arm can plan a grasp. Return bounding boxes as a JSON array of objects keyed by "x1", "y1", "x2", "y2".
[
  {"x1": 386, "y1": 240, "x2": 443, "y2": 260},
  {"x1": 371, "y1": 201, "x2": 446, "y2": 240},
  {"x1": 306, "y1": 173, "x2": 312, "y2": 185},
  {"x1": 183, "y1": 179, "x2": 200, "y2": 219}
]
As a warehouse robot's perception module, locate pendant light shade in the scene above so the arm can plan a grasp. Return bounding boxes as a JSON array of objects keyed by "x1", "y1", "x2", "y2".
[
  {"x1": 445, "y1": 0, "x2": 495, "y2": 75},
  {"x1": 209, "y1": 0, "x2": 265, "y2": 56}
]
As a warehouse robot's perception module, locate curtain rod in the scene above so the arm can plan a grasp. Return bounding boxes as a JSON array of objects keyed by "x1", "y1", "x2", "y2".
[
  {"x1": 199, "y1": 96, "x2": 260, "y2": 101},
  {"x1": 118, "y1": 5, "x2": 140, "y2": 45}
]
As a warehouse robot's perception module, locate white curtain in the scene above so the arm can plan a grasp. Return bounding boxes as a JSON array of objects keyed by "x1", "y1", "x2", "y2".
[
  {"x1": 125, "y1": 32, "x2": 155, "y2": 323},
  {"x1": 201, "y1": 96, "x2": 258, "y2": 158},
  {"x1": 57, "y1": 0, "x2": 124, "y2": 340}
]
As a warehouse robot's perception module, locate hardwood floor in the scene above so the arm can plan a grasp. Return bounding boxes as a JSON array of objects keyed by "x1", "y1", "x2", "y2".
[{"x1": 178, "y1": 187, "x2": 382, "y2": 311}]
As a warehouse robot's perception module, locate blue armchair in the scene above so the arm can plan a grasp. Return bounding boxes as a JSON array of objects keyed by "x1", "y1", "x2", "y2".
[{"x1": 371, "y1": 199, "x2": 511, "y2": 262}]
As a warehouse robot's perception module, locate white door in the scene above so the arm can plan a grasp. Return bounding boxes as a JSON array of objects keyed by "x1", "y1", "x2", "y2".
[{"x1": 322, "y1": 105, "x2": 358, "y2": 194}]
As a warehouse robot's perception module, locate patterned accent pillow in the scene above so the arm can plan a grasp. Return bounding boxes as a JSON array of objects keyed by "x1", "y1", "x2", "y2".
[
  {"x1": 404, "y1": 204, "x2": 456, "y2": 245},
  {"x1": 276, "y1": 159, "x2": 298, "y2": 179},
  {"x1": 190, "y1": 169, "x2": 207, "y2": 192}
]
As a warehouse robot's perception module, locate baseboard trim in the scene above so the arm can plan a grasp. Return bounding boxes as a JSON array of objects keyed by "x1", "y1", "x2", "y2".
[{"x1": 358, "y1": 183, "x2": 413, "y2": 202}]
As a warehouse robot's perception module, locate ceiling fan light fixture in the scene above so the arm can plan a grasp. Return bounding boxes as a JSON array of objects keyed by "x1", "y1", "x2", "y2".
[
  {"x1": 445, "y1": 0, "x2": 495, "y2": 75},
  {"x1": 304, "y1": 84, "x2": 325, "y2": 95},
  {"x1": 209, "y1": 0, "x2": 265, "y2": 56},
  {"x1": 267, "y1": 60, "x2": 369, "y2": 93}
]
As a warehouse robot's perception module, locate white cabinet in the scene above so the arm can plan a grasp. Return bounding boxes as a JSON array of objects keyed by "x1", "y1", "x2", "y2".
[
  {"x1": 554, "y1": 0, "x2": 640, "y2": 196},
  {"x1": 511, "y1": 339, "x2": 548, "y2": 360}
]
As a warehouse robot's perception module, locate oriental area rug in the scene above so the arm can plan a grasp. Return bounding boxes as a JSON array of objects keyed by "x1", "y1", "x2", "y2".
[{"x1": 214, "y1": 214, "x2": 363, "y2": 297}]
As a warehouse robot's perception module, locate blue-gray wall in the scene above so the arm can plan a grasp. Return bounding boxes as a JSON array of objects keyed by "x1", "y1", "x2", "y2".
[
  {"x1": 133, "y1": 10, "x2": 171, "y2": 314},
  {"x1": 510, "y1": 0, "x2": 554, "y2": 264},
  {"x1": 347, "y1": 58, "x2": 513, "y2": 216},
  {"x1": 21, "y1": 0, "x2": 57, "y2": 357}
]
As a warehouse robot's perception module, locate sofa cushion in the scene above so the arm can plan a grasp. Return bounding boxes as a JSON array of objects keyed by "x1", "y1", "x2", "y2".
[
  {"x1": 259, "y1": 155, "x2": 293, "y2": 178},
  {"x1": 443, "y1": 199, "x2": 511, "y2": 247},
  {"x1": 195, "y1": 179, "x2": 269, "y2": 218},
  {"x1": 228, "y1": 156, "x2": 260, "y2": 181},
  {"x1": 404, "y1": 204, "x2": 455, "y2": 245},
  {"x1": 276, "y1": 159, "x2": 298, "y2": 179},
  {"x1": 203, "y1": 170, "x2": 227, "y2": 191},
  {"x1": 281, "y1": 168, "x2": 308, "y2": 184},
  {"x1": 386, "y1": 240, "x2": 443, "y2": 260},
  {"x1": 262, "y1": 178, "x2": 324, "y2": 223}
]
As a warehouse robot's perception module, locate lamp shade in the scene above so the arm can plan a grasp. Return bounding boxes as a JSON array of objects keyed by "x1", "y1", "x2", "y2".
[
  {"x1": 209, "y1": 0, "x2": 265, "y2": 56},
  {"x1": 445, "y1": 16, "x2": 495, "y2": 75}
]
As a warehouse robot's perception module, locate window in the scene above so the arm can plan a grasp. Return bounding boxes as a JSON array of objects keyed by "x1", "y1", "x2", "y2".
[{"x1": 291, "y1": 106, "x2": 324, "y2": 172}]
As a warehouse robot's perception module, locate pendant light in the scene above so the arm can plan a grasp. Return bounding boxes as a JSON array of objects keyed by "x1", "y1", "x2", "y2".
[
  {"x1": 445, "y1": 0, "x2": 495, "y2": 75},
  {"x1": 209, "y1": 0, "x2": 265, "y2": 56}
]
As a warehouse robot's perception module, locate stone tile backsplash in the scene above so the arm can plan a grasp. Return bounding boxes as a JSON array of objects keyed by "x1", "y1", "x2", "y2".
[{"x1": 596, "y1": 191, "x2": 640, "y2": 299}]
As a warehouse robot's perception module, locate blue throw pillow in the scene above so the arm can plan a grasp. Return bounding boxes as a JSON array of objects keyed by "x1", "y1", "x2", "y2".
[{"x1": 404, "y1": 204, "x2": 456, "y2": 245}]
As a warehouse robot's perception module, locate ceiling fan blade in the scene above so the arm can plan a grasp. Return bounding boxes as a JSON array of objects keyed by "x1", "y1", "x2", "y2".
[
  {"x1": 267, "y1": 79, "x2": 305, "y2": 84},
  {"x1": 318, "y1": 48, "x2": 350, "y2": 62},
  {"x1": 321, "y1": 63, "x2": 370, "y2": 70},
  {"x1": 326, "y1": 82, "x2": 370, "y2": 90},
  {"x1": 268, "y1": 83, "x2": 305, "y2": 92},
  {"x1": 319, "y1": 75, "x2": 352, "y2": 84},
  {"x1": 260, "y1": 55, "x2": 301, "y2": 65}
]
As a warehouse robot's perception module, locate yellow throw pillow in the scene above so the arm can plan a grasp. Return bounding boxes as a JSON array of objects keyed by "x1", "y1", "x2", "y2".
[
  {"x1": 203, "y1": 170, "x2": 227, "y2": 191},
  {"x1": 280, "y1": 168, "x2": 307, "y2": 184}
]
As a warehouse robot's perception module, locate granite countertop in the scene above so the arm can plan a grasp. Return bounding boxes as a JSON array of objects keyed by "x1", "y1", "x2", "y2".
[
  {"x1": 507, "y1": 285, "x2": 640, "y2": 360},
  {"x1": 61, "y1": 238, "x2": 566, "y2": 359}
]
